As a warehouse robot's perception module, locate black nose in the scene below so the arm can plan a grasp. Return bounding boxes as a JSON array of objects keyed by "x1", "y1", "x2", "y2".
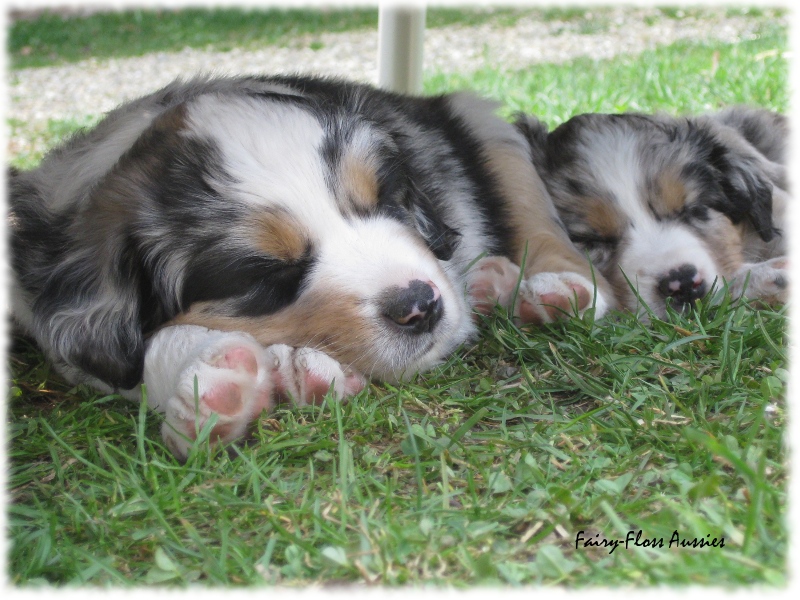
[
  {"x1": 382, "y1": 279, "x2": 444, "y2": 334},
  {"x1": 657, "y1": 264, "x2": 708, "y2": 306}
]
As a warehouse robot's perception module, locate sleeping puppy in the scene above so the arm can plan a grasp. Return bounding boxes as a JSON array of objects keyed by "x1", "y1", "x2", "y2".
[
  {"x1": 516, "y1": 107, "x2": 789, "y2": 318},
  {"x1": 9, "y1": 74, "x2": 613, "y2": 458}
]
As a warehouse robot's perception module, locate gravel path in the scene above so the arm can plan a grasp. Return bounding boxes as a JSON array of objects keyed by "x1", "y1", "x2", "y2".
[{"x1": 7, "y1": 7, "x2": 782, "y2": 158}]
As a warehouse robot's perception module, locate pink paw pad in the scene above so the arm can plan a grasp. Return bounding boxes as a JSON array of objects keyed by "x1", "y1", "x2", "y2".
[
  {"x1": 298, "y1": 368, "x2": 366, "y2": 405},
  {"x1": 213, "y1": 346, "x2": 258, "y2": 375},
  {"x1": 167, "y1": 411, "x2": 240, "y2": 442},
  {"x1": 518, "y1": 299, "x2": 541, "y2": 325},
  {"x1": 518, "y1": 272, "x2": 606, "y2": 325},
  {"x1": 539, "y1": 284, "x2": 591, "y2": 318},
  {"x1": 344, "y1": 371, "x2": 367, "y2": 396},
  {"x1": 304, "y1": 372, "x2": 336, "y2": 405},
  {"x1": 201, "y1": 381, "x2": 243, "y2": 415},
  {"x1": 569, "y1": 283, "x2": 592, "y2": 309},
  {"x1": 467, "y1": 256, "x2": 522, "y2": 316},
  {"x1": 520, "y1": 285, "x2": 591, "y2": 323}
]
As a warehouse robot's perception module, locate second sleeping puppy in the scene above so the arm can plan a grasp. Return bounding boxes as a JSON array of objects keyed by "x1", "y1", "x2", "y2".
[{"x1": 516, "y1": 107, "x2": 789, "y2": 318}]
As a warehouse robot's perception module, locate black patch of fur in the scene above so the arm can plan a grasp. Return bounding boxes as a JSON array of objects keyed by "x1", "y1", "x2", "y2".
[
  {"x1": 183, "y1": 251, "x2": 313, "y2": 317},
  {"x1": 688, "y1": 128, "x2": 777, "y2": 241}
]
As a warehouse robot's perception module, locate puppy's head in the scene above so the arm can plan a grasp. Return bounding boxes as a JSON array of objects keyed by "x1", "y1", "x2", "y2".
[
  {"x1": 26, "y1": 88, "x2": 473, "y2": 387},
  {"x1": 531, "y1": 112, "x2": 781, "y2": 318}
]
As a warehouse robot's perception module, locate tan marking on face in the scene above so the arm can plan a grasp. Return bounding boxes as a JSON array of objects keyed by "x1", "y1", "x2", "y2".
[
  {"x1": 251, "y1": 209, "x2": 309, "y2": 261},
  {"x1": 340, "y1": 150, "x2": 379, "y2": 212},
  {"x1": 582, "y1": 198, "x2": 624, "y2": 239},
  {"x1": 654, "y1": 170, "x2": 688, "y2": 216},
  {"x1": 166, "y1": 291, "x2": 380, "y2": 372}
]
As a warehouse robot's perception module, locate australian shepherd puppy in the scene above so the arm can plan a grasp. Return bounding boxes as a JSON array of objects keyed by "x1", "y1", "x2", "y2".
[
  {"x1": 516, "y1": 107, "x2": 789, "y2": 318},
  {"x1": 9, "y1": 75, "x2": 613, "y2": 458}
]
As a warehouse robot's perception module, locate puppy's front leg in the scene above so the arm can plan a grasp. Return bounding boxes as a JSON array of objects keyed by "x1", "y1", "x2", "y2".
[
  {"x1": 456, "y1": 105, "x2": 615, "y2": 323},
  {"x1": 143, "y1": 325, "x2": 366, "y2": 460},
  {"x1": 498, "y1": 167, "x2": 615, "y2": 323}
]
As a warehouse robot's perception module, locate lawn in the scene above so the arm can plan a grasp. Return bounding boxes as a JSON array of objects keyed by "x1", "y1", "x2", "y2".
[{"x1": 6, "y1": 6, "x2": 789, "y2": 587}]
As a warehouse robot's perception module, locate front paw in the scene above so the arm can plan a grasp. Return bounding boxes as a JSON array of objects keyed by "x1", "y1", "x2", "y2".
[
  {"x1": 517, "y1": 271, "x2": 611, "y2": 325},
  {"x1": 728, "y1": 257, "x2": 789, "y2": 305},
  {"x1": 466, "y1": 256, "x2": 522, "y2": 317},
  {"x1": 466, "y1": 256, "x2": 610, "y2": 325},
  {"x1": 155, "y1": 334, "x2": 366, "y2": 460}
]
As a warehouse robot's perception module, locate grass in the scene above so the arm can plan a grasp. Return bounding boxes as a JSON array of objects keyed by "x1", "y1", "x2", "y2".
[
  {"x1": 8, "y1": 297, "x2": 788, "y2": 585},
  {"x1": 6, "y1": 6, "x2": 790, "y2": 588},
  {"x1": 425, "y1": 19, "x2": 788, "y2": 120}
]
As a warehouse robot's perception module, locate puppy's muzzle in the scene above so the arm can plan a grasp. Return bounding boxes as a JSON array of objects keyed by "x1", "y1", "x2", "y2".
[
  {"x1": 658, "y1": 264, "x2": 708, "y2": 309},
  {"x1": 381, "y1": 279, "x2": 444, "y2": 334}
]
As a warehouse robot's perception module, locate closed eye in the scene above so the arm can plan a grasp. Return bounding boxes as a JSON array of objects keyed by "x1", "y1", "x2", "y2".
[
  {"x1": 679, "y1": 203, "x2": 710, "y2": 222},
  {"x1": 231, "y1": 257, "x2": 311, "y2": 316},
  {"x1": 570, "y1": 233, "x2": 619, "y2": 248},
  {"x1": 182, "y1": 249, "x2": 313, "y2": 317},
  {"x1": 376, "y1": 173, "x2": 461, "y2": 261},
  {"x1": 569, "y1": 233, "x2": 618, "y2": 269}
]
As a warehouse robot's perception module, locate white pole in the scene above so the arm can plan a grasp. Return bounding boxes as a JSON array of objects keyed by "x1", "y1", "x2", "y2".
[{"x1": 377, "y1": 4, "x2": 426, "y2": 95}]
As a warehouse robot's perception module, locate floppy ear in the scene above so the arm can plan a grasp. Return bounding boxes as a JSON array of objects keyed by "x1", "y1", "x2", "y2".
[
  {"x1": 30, "y1": 247, "x2": 146, "y2": 390},
  {"x1": 692, "y1": 129, "x2": 779, "y2": 243},
  {"x1": 11, "y1": 101, "x2": 199, "y2": 390},
  {"x1": 713, "y1": 156, "x2": 778, "y2": 242},
  {"x1": 513, "y1": 113, "x2": 550, "y2": 172},
  {"x1": 10, "y1": 148, "x2": 155, "y2": 392}
]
